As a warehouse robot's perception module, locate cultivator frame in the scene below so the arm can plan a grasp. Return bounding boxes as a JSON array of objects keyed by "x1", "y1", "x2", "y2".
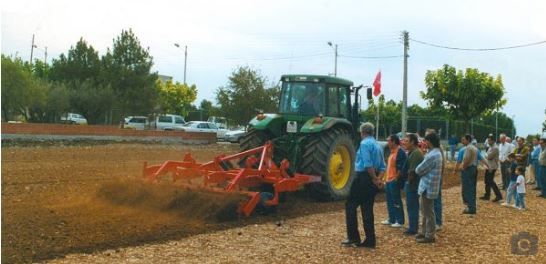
[{"x1": 142, "y1": 142, "x2": 321, "y2": 216}]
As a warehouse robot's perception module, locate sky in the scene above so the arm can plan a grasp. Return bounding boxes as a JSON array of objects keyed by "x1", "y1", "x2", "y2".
[{"x1": 2, "y1": 0, "x2": 545, "y2": 135}]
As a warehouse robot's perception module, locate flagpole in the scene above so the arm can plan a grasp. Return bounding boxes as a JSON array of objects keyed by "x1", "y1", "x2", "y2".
[{"x1": 376, "y1": 101, "x2": 379, "y2": 138}]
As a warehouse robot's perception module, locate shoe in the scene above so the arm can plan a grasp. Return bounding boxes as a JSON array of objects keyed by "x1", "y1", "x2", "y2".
[
  {"x1": 479, "y1": 196, "x2": 489, "y2": 200},
  {"x1": 354, "y1": 239, "x2": 376, "y2": 248},
  {"x1": 501, "y1": 202, "x2": 509, "y2": 207},
  {"x1": 341, "y1": 239, "x2": 360, "y2": 247},
  {"x1": 415, "y1": 234, "x2": 425, "y2": 239},
  {"x1": 537, "y1": 194, "x2": 546, "y2": 198},
  {"x1": 390, "y1": 223, "x2": 403, "y2": 228},
  {"x1": 511, "y1": 204, "x2": 518, "y2": 209},
  {"x1": 404, "y1": 230, "x2": 417, "y2": 235},
  {"x1": 416, "y1": 237, "x2": 436, "y2": 243},
  {"x1": 462, "y1": 208, "x2": 476, "y2": 214},
  {"x1": 533, "y1": 187, "x2": 541, "y2": 190},
  {"x1": 492, "y1": 197, "x2": 502, "y2": 202},
  {"x1": 517, "y1": 207, "x2": 526, "y2": 211},
  {"x1": 381, "y1": 219, "x2": 392, "y2": 225},
  {"x1": 435, "y1": 225, "x2": 443, "y2": 231}
]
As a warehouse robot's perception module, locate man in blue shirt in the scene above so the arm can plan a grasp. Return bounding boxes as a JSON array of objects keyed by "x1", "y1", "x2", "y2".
[
  {"x1": 530, "y1": 136, "x2": 542, "y2": 190},
  {"x1": 342, "y1": 122, "x2": 385, "y2": 248}
]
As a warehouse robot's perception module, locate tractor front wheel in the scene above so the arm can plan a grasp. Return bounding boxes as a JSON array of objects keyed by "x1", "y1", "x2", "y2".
[{"x1": 300, "y1": 128, "x2": 355, "y2": 201}]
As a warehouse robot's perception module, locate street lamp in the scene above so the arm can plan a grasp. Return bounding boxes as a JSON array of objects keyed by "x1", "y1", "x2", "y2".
[
  {"x1": 327, "y1": 41, "x2": 338, "y2": 77},
  {"x1": 174, "y1": 43, "x2": 187, "y2": 84}
]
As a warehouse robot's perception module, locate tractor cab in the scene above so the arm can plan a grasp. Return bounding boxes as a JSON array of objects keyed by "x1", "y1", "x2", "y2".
[{"x1": 278, "y1": 75, "x2": 353, "y2": 120}]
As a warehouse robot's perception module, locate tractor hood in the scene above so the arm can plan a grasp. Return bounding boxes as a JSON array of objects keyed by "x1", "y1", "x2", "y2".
[{"x1": 249, "y1": 113, "x2": 352, "y2": 136}]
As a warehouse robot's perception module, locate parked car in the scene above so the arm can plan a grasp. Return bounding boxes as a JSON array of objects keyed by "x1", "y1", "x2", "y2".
[
  {"x1": 224, "y1": 127, "x2": 246, "y2": 143},
  {"x1": 181, "y1": 121, "x2": 229, "y2": 140},
  {"x1": 60, "y1": 113, "x2": 87, "y2": 125},
  {"x1": 207, "y1": 116, "x2": 228, "y2": 129},
  {"x1": 124, "y1": 116, "x2": 149, "y2": 130},
  {"x1": 155, "y1": 114, "x2": 186, "y2": 130}
]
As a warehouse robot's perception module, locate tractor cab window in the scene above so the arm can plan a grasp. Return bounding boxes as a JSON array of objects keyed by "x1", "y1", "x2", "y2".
[
  {"x1": 279, "y1": 82, "x2": 325, "y2": 116},
  {"x1": 327, "y1": 86, "x2": 349, "y2": 118}
]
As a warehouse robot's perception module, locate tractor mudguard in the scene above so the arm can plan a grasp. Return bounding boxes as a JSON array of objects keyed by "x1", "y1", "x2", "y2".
[
  {"x1": 248, "y1": 114, "x2": 283, "y2": 131},
  {"x1": 300, "y1": 117, "x2": 353, "y2": 133}
]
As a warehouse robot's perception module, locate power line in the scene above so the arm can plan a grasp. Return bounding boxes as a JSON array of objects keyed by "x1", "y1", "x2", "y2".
[
  {"x1": 338, "y1": 54, "x2": 403, "y2": 59},
  {"x1": 410, "y1": 38, "x2": 546, "y2": 51}
]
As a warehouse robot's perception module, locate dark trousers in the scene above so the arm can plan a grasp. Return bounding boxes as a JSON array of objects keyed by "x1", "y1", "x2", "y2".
[
  {"x1": 541, "y1": 166, "x2": 546, "y2": 196},
  {"x1": 461, "y1": 166, "x2": 477, "y2": 212},
  {"x1": 483, "y1": 169, "x2": 502, "y2": 199},
  {"x1": 500, "y1": 162, "x2": 510, "y2": 190},
  {"x1": 404, "y1": 182, "x2": 419, "y2": 233},
  {"x1": 345, "y1": 171, "x2": 378, "y2": 243}
]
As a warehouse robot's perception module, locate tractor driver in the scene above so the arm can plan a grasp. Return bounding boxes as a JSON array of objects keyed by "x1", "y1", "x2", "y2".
[{"x1": 299, "y1": 86, "x2": 322, "y2": 116}]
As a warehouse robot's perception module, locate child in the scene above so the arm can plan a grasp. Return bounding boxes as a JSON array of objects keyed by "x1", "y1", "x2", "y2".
[
  {"x1": 501, "y1": 153, "x2": 518, "y2": 207},
  {"x1": 515, "y1": 166, "x2": 526, "y2": 210}
]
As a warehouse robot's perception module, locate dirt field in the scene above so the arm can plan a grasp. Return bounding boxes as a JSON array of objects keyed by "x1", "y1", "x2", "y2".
[{"x1": 3, "y1": 142, "x2": 538, "y2": 263}]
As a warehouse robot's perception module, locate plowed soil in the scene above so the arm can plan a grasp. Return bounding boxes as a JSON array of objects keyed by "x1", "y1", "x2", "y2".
[{"x1": 2, "y1": 143, "x2": 463, "y2": 263}]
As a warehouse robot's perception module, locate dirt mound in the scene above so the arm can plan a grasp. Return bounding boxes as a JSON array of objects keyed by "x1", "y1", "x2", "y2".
[{"x1": 97, "y1": 180, "x2": 248, "y2": 222}]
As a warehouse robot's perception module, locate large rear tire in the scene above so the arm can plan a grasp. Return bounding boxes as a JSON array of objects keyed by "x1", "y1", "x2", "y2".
[
  {"x1": 240, "y1": 128, "x2": 269, "y2": 151},
  {"x1": 300, "y1": 128, "x2": 356, "y2": 201}
]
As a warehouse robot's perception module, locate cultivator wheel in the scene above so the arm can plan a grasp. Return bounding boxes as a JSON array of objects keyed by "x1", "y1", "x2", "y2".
[{"x1": 300, "y1": 128, "x2": 355, "y2": 201}]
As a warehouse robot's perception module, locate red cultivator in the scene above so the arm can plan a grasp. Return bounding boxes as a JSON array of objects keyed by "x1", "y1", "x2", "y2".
[{"x1": 142, "y1": 142, "x2": 321, "y2": 216}]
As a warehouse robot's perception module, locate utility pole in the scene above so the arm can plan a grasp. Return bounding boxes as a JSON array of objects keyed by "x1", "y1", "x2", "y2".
[
  {"x1": 184, "y1": 45, "x2": 187, "y2": 84},
  {"x1": 44, "y1": 46, "x2": 48, "y2": 65},
  {"x1": 30, "y1": 34, "x2": 37, "y2": 64},
  {"x1": 327, "y1": 42, "x2": 338, "y2": 76},
  {"x1": 401, "y1": 31, "x2": 409, "y2": 136}
]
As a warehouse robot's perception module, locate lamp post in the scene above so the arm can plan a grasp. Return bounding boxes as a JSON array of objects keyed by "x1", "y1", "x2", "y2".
[
  {"x1": 174, "y1": 43, "x2": 187, "y2": 84},
  {"x1": 327, "y1": 41, "x2": 338, "y2": 76}
]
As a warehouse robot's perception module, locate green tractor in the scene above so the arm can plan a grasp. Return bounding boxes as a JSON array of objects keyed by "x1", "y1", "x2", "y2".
[{"x1": 240, "y1": 74, "x2": 371, "y2": 201}]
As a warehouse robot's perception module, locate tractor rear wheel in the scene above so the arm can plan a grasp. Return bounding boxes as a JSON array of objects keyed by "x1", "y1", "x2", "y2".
[
  {"x1": 240, "y1": 128, "x2": 269, "y2": 151},
  {"x1": 300, "y1": 128, "x2": 355, "y2": 201}
]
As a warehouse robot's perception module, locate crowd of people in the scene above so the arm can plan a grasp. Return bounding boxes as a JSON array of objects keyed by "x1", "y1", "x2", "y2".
[{"x1": 343, "y1": 123, "x2": 546, "y2": 248}]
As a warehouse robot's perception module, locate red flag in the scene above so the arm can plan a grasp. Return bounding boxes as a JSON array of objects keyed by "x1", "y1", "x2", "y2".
[{"x1": 373, "y1": 71, "x2": 381, "y2": 96}]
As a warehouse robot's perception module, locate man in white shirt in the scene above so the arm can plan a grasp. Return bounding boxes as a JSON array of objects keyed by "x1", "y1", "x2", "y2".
[{"x1": 499, "y1": 133, "x2": 515, "y2": 190}]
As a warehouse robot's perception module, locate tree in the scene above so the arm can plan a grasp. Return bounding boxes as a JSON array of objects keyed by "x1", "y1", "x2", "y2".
[
  {"x1": 199, "y1": 99, "x2": 220, "y2": 118},
  {"x1": 216, "y1": 66, "x2": 280, "y2": 125},
  {"x1": 157, "y1": 80, "x2": 197, "y2": 116},
  {"x1": 1, "y1": 55, "x2": 34, "y2": 121},
  {"x1": 422, "y1": 64, "x2": 505, "y2": 132},
  {"x1": 360, "y1": 95, "x2": 402, "y2": 138},
  {"x1": 69, "y1": 80, "x2": 115, "y2": 124},
  {"x1": 49, "y1": 38, "x2": 101, "y2": 84},
  {"x1": 102, "y1": 29, "x2": 158, "y2": 119}
]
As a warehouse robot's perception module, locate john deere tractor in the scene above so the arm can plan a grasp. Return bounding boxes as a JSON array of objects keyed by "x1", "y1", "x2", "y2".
[{"x1": 241, "y1": 74, "x2": 370, "y2": 201}]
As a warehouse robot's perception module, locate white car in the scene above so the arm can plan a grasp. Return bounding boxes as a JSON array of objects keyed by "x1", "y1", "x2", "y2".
[
  {"x1": 60, "y1": 113, "x2": 87, "y2": 125},
  {"x1": 181, "y1": 121, "x2": 229, "y2": 140},
  {"x1": 124, "y1": 116, "x2": 149, "y2": 130},
  {"x1": 224, "y1": 128, "x2": 246, "y2": 143},
  {"x1": 155, "y1": 114, "x2": 186, "y2": 130}
]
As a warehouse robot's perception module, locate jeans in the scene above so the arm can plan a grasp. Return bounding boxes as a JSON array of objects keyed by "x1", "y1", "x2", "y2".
[
  {"x1": 345, "y1": 172, "x2": 378, "y2": 243},
  {"x1": 404, "y1": 182, "x2": 419, "y2": 233},
  {"x1": 534, "y1": 160, "x2": 542, "y2": 189},
  {"x1": 484, "y1": 169, "x2": 502, "y2": 199},
  {"x1": 506, "y1": 181, "x2": 517, "y2": 204},
  {"x1": 420, "y1": 195, "x2": 436, "y2": 239},
  {"x1": 450, "y1": 145, "x2": 456, "y2": 160},
  {"x1": 461, "y1": 166, "x2": 478, "y2": 212},
  {"x1": 541, "y1": 166, "x2": 546, "y2": 196},
  {"x1": 516, "y1": 193, "x2": 526, "y2": 209},
  {"x1": 386, "y1": 181, "x2": 405, "y2": 224},
  {"x1": 500, "y1": 162, "x2": 511, "y2": 190}
]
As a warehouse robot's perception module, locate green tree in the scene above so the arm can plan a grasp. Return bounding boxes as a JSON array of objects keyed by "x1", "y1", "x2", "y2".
[
  {"x1": 102, "y1": 29, "x2": 158, "y2": 119},
  {"x1": 49, "y1": 38, "x2": 101, "y2": 84},
  {"x1": 157, "y1": 80, "x2": 197, "y2": 116},
  {"x1": 199, "y1": 99, "x2": 221, "y2": 118},
  {"x1": 69, "y1": 80, "x2": 115, "y2": 124},
  {"x1": 1, "y1": 55, "x2": 34, "y2": 121},
  {"x1": 422, "y1": 64, "x2": 505, "y2": 132},
  {"x1": 216, "y1": 66, "x2": 280, "y2": 125}
]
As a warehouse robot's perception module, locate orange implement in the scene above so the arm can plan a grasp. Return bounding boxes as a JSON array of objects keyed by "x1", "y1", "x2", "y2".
[{"x1": 142, "y1": 142, "x2": 321, "y2": 216}]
